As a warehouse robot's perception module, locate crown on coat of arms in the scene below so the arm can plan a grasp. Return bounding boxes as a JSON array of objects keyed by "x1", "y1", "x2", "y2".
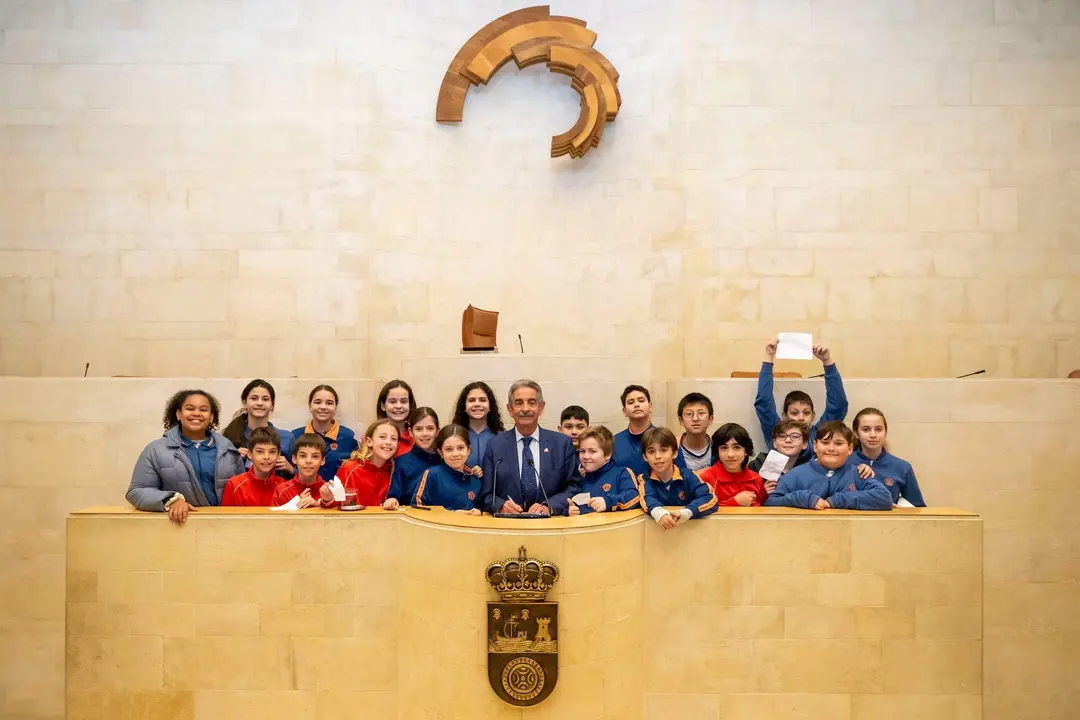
[{"x1": 485, "y1": 546, "x2": 559, "y2": 602}]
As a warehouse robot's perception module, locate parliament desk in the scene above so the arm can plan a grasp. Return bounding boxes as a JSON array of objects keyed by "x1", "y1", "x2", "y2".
[{"x1": 66, "y1": 506, "x2": 982, "y2": 720}]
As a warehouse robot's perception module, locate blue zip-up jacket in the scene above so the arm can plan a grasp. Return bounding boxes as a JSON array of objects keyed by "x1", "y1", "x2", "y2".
[
  {"x1": 571, "y1": 460, "x2": 641, "y2": 515},
  {"x1": 639, "y1": 467, "x2": 718, "y2": 518},
  {"x1": 613, "y1": 425, "x2": 689, "y2": 479},
  {"x1": 292, "y1": 422, "x2": 358, "y2": 481},
  {"x1": 854, "y1": 449, "x2": 925, "y2": 506},
  {"x1": 386, "y1": 445, "x2": 439, "y2": 502},
  {"x1": 414, "y1": 463, "x2": 482, "y2": 511},
  {"x1": 754, "y1": 362, "x2": 848, "y2": 454},
  {"x1": 764, "y1": 459, "x2": 892, "y2": 510}
]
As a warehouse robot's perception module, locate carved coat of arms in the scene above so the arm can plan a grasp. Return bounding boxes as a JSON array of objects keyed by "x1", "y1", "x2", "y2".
[{"x1": 485, "y1": 546, "x2": 559, "y2": 706}]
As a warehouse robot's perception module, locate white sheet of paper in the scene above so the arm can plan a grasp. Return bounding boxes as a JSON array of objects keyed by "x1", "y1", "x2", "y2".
[
  {"x1": 776, "y1": 332, "x2": 814, "y2": 360},
  {"x1": 896, "y1": 497, "x2": 915, "y2": 508},
  {"x1": 571, "y1": 492, "x2": 592, "y2": 505},
  {"x1": 270, "y1": 496, "x2": 301, "y2": 511},
  {"x1": 328, "y1": 476, "x2": 346, "y2": 502},
  {"x1": 757, "y1": 450, "x2": 791, "y2": 482}
]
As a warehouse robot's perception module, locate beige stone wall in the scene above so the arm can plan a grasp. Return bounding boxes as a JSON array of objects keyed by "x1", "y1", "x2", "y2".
[{"x1": 2, "y1": 0, "x2": 1080, "y2": 379}]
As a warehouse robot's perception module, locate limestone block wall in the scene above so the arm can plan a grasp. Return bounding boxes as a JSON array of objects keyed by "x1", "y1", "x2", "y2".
[{"x1": 1, "y1": 0, "x2": 1080, "y2": 378}]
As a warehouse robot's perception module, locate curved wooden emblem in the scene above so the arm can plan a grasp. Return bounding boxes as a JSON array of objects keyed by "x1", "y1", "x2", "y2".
[{"x1": 436, "y1": 5, "x2": 622, "y2": 159}]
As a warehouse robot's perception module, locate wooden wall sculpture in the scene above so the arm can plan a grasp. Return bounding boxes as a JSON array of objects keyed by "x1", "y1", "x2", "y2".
[{"x1": 436, "y1": 6, "x2": 622, "y2": 159}]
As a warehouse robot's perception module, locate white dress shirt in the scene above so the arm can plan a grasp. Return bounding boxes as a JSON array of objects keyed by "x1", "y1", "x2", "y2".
[{"x1": 514, "y1": 427, "x2": 541, "y2": 485}]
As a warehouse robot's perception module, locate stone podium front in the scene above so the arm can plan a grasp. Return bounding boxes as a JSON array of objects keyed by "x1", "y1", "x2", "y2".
[{"x1": 66, "y1": 506, "x2": 982, "y2": 720}]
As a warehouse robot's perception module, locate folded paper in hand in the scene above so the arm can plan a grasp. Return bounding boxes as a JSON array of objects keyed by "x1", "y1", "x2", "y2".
[
  {"x1": 328, "y1": 476, "x2": 346, "y2": 502},
  {"x1": 571, "y1": 492, "x2": 592, "y2": 505},
  {"x1": 776, "y1": 332, "x2": 813, "y2": 360},
  {"x1": 758, "y1": 450, "x2": 793, "y2": 482}
]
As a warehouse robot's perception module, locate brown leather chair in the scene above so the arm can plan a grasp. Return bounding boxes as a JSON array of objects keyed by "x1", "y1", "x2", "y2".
[
  {"x1": 462, "y1": 305, "x2": 499, "y2": 351},
  {"x1": 730, "y1": 371, "x2": 802, "y2": 379}
]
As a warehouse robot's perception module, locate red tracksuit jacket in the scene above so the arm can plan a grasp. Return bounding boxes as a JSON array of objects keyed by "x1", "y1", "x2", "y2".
[
  {"x1": 336, "y1": 458, "x2": 395, "y2": 506},
  {"x1": 221, "y1": 470, "x2": 284, "y2": 506},
  {"x1": 696, "y1": 464, "x2": 766, "y2": 506}
]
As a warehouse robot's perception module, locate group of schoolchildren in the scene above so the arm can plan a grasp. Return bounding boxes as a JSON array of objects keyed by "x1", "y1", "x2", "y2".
[{"x1": 129, "y1": 339, "x2": 925, "y2": 526}]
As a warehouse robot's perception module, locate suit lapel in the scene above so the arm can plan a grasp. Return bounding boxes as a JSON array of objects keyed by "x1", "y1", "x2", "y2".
[{"x1": 504, "y1": 431, "x2": 524, "y2": 500}]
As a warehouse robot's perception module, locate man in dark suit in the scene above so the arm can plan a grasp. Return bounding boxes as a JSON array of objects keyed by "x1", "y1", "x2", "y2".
[{"x1": 480, "y1": 379, "x2": 580, "y2": 515}]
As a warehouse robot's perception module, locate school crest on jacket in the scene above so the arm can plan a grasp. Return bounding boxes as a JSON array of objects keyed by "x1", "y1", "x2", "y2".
[{"x1": 485, "y1": 546, "x2": 559, "y2": 707}]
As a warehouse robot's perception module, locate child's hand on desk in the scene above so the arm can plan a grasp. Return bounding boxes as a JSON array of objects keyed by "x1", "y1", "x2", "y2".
[
  {"x1": 658, "y1": 512, "x2": 678, "y2": 530},
  {"x1": 588, "y1": 497, "x2": 607, "y2": 513},
  {"x1": 383, "y1": 498, "x2": 400, "y2": 510},
  {"x1": 733, "y1": 490, "x2": 756, "y2": 507},
  {"x1": 568, "y1": 504, "x2": 581, "y2": 516},
  {"x1": 814, "y1": 497, "x2": 831, "y2": 511},
  {"x1": 168, "y1": 498, "x2": 193, "y2": 525},
  {"x1": 455, "y1": 508, "x2": 482, "y2": 516},
  {"x1": 297, "y1": 490, "x2": 319, "y2": 509}
]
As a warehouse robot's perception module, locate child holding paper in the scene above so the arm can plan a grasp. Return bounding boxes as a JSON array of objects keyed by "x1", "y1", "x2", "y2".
[
  {"x1": 639, "y1": 427, "x2": 717, "y2": 529},
  {"x1": 754, "y1": 336, "x2": 848, "y2": 456},
  {"x1": 852, "y1": 407, "x2": 926, "y2": 507},
  {"x1": 272, "y1": 434, "x2": 331, "y2": 508},
  {"x1": 567, "y1": 426, "x2": 641, "y2": 515},
  {"x1": 748, "y1": 419, "x2": 810, "y2": 494},
  {"x1": 324, "y1": 420, "x2": 399, "y2": 507},
  {"x1": 696, "y1": 423, "x2": 765, "y2": 507}
]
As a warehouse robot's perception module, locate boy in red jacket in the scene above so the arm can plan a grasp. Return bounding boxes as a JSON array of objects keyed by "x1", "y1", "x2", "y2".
[
  {"x1": 272, "y1": 433, "x2": 331, "y2": 508},
  {"x1": 222, "y1": 427, "x2": 286, "y2": 506},
  {"x1": 696, "y1": 423, "x2": 765, "y2": 507}
]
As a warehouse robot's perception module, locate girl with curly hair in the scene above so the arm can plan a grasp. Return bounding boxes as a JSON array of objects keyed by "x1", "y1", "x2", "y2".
[{"x1": 126, "y1": 389, "x2": 245, "y2": 525}]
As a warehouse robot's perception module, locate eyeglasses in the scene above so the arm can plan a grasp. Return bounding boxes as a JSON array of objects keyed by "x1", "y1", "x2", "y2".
[
  {"x1": 682, "y1": 411, "x2": 711, "y2": 420},
  {"x1": 776, "y1": 433, "x2": 805, "y2": 442}
]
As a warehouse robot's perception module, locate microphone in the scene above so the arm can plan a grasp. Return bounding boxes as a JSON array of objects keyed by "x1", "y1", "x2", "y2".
[
  {"x1": 956, "y1": 369, "x2": 986, "y2": 378},
  {"x1": 490, "y1": 458, "x2": 505, "y2": 513},
  {"x1": 83, "y1": 362, "x2": 90, "y2": 378},
  {"x1": 518, "y1": 334, "x2": 524, "y2": 353},
  {"x1": 529, "y1": 457, "x2": 553, "y2": 511}
]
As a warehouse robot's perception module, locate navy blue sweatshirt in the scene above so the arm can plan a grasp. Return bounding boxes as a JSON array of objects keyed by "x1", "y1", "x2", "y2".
[
  {"x1": 764, "y1": 460, "x2": 892, "y2": 510},
  {"x1": 754, "y1": 362, "x2": 848, "y2": 455},
  {"x1": 854, "y1": 449, "x2": 925, "y2": 506},
  {"x1": 415, "y1": 463, "x2": 482, "y2": 511},
  {"x1": 386, "y1": 445, "x2": 439, "y2": 502},
  {"x1": 572, "y1": 460, "x2": 641, "y2": 515},
  {"x1": 639, "y1": 468, "x2": 718, "y2": 518}
]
